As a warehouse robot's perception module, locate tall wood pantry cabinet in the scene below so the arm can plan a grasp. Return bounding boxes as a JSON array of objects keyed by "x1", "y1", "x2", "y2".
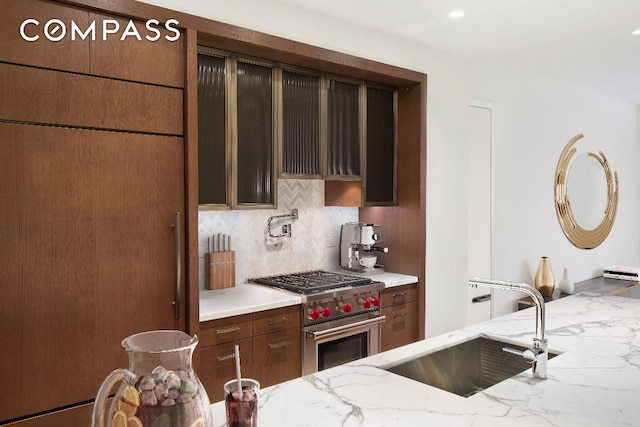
[{"x1": 0, "y1": 1, "x2": 188, "y2": 424}]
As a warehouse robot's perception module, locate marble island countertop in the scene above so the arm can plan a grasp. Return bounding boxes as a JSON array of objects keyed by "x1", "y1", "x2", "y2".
[
  {"x1": 210, "y1": 292, "x2": 640, "y2": 426},
  {"x1": 199, "y1": 270, "x2": 418, "y2": 322}
]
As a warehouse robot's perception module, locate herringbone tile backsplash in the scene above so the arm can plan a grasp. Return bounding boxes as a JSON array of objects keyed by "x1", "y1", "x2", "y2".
[{"x1": 198, "y1": 179, "x2": 358, "y2": 287}]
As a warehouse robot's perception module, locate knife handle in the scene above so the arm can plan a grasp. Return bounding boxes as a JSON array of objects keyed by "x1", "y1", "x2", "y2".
[{"x1": 172, "y1": 212, "x2": 182, "y2": 319}]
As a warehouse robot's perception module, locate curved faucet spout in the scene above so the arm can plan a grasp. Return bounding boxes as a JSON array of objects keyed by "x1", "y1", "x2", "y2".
[
  {"x1": 469, "y1": 277, "x2": 548, "y2": 379},
  {"x1": 469, "y1": 277, "x2": 545, "y2": 340}
]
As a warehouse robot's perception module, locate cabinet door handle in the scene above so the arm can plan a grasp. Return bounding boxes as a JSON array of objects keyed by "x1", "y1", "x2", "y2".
[
  {"x1": 472, "y1": 294, "x2": 491, "y2": 303},
  {"x1": 392, "y1": 313, "x2": 408, "y2": 319},
  {"x1": 216, "y1": 353, "x2": 236, "y2": 362},
  {"x1": 393, "y1": 292, "x2": 406, "y2": 299},
  {"x1": 216, "y1": 326, "x2": 241, "y2": 334},
  {"x1": 268, "y1": 341, "x2": 290, "y2": 349},
  {"x1": 268, "y1": 316, "x2": 288, "y2": 324},
  {"x1": 172, "y1": 212, "x2": 181, "y2": 319}
]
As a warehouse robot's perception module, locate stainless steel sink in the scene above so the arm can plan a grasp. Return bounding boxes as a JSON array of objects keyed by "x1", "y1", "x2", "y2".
[{"x1": 385, "y1": 336, "x2": 559, "y2": 397}]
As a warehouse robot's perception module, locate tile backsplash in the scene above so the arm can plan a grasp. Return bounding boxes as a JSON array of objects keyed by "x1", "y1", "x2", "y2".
[{"x1": 198, "y1": 179, "x2": 358, "y2": 288}]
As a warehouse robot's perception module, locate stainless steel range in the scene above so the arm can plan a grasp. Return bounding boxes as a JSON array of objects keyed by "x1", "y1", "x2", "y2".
[{"x1": 251, "y1": 270, "x2": 386, "y2": 375}]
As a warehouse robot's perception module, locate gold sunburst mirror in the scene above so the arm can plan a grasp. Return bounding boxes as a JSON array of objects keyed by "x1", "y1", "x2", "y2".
[{"x1": 555, "y1": 134, "x2": 618, "y2": 249}]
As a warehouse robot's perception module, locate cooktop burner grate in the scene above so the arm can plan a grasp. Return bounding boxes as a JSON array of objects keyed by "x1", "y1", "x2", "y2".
[{"x1": 250, "y1": 270, "x2": 372, "y2": 294}]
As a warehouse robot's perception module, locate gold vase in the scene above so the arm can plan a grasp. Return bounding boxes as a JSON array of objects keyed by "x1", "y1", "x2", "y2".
[{"x1": 534, "y1": 257, "x2": 555, "y2": 297}]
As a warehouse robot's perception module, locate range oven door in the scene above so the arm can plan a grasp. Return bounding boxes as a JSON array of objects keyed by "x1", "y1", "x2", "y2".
[{"x1": 302, "y1": 313, "x2": 385, "y2": 376}]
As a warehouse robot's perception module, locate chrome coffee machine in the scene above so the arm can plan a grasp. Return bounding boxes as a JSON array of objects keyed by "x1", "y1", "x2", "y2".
[{"x1": 339, "y1": 222, "x2": 389, "y2": 272}]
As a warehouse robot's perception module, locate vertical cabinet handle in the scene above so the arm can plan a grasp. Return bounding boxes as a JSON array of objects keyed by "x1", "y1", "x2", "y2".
[{"x1": 172, "y1": 212, "x2": 181, "y2": 319}]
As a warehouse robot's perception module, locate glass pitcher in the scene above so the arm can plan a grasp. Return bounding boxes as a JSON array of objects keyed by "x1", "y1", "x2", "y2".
[{"x1": 93, "y1": 330, "x2": 212, "y2": 427}]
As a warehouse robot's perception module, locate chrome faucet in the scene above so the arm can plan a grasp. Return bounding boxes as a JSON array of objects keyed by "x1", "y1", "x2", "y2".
[{"x1": 468, "y1": 277, "x2": 548, "y2": 379}]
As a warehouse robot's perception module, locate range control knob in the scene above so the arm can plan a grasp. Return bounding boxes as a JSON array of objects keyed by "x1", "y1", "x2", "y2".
[
  {"x1": 343, "y1": 303, "x2": 353, "y2": 313},
  {"x1": 373, "y1": 297, "x2": 381, "y2": 307},
  {"x1": 362, "y1": 298, "x2": 372, "y2": 309},
  {"x1": 310, "y1": 309, "x2": 321, "y2": 320},
  {"x1": 322, "y1": 307, "x2": 331, "y2": 318}
]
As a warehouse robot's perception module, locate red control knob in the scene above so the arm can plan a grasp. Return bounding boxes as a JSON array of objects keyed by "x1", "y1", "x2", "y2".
[
  {"x1": 373, "y1": 297, "x2": 381, "y2": 307},
  {"x1": 344, "y1": 303, "x2": 353, "y2": 313},
  {"x1": 322, "y1": 307, "x2": 331, "y2": 318},
  {"x1": 311, "y1": 309, "x2": 321, "y2": 320},
  {"x1": 363, "y1": 299, "x2": 372, "y2": 309}
]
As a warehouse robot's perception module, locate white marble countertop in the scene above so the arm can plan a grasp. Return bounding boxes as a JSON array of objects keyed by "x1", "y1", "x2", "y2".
[
  {"x1": 209, "y1": 292, "x2": 640, "y2": 426},
  {"x1": 199, "y1": 271, "x2": 418, "y2": 322},
  {"x1": 334, "y1": 269, "x2": 418, "y2": 288},
  {"x1": 199, "y1": 284, "x2": 303, "y2": 322}
]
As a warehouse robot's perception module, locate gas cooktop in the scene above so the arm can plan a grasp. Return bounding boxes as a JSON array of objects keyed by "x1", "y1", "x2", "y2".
[{"x1": 250, "y1": 270, "x2": 372, "y2": 294}]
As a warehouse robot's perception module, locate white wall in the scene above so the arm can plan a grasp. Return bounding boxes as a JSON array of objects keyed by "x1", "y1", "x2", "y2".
[{"x1": 471, "y1": 61, "x2": 640, "y2": 317}]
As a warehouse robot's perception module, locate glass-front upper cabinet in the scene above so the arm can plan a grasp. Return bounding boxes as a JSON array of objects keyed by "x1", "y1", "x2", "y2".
[
  {"x1": 197, "y1": 50, "x2": 227, "y2": 207},
  {"x1": 280, "y1": 69, "x2": 321, "y2": 177},
  {"x1": 197, "y1": 49, "x2": 276, "y2": 209},
  {"x1": 234, "y1": 59, "x2": 276, "y2": 207},
  {"x1": 365, "y1": 85, "x2": 396, "y2": 205},
  {"x1": 198, "y1": 46, "x2": 397, "y2": 208},
  {"x1": 325, "y1": 78, "x2": 362, "y2": 179}
]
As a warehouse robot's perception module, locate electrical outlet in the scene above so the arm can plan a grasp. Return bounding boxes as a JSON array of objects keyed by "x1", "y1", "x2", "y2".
[{"x1": 326, "y1": 236, "x2": 338, "y2": 248}]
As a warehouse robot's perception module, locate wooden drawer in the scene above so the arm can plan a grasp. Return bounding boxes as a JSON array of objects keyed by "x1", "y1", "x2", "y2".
[
  {"x1": 381, "y1": 300, "x2": 418, "y2": 352},
  {"x1": 381, "y1": 283, "x2": 417, "y2": 307},
  {"x1": 199, "y1": 313, "x2": 253, "y2": 346},
  {"x1": 0, "y1": 0, "x2": 90, "y2": 74},
  {"x1": 252, "y1": 305, "x2": 300, "y2": 335},
  {"x1": 252, "y1": 328, "x2": 301, "y2": 388},
  {"x1": 0, "y1": 62, "x2": 183, "y2": 135},
  {"x1": 89, "y1": 13, "x2": 184, "y2": 88},
  {"x1": 200, "y1": 338, "x2": 253, "y2": 403}
]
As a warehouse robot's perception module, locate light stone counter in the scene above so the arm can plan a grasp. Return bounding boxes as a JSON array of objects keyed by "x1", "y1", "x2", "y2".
[
  {"x1": 336, "y1": 269, "x2": 418, "y2": 288},
  {"x1": 210, "y1": 293, "x2": 640, "y2": 426},
  {"x1": 199, "y1": 271, "x2": 417, "y2": 322},
  {"x1": 199, "y1": 284, "x2": 303, "y2": 322}
]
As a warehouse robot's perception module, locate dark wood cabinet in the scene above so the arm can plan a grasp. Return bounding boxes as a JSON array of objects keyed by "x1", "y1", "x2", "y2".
[
  {"x1": 200, "y1": 338, "x2": 255, "y2": 402},
  {"x1": 198, "y1": 306, "x2": 300, "y2": 402},
  {"x1": 0, "y1": 124, "x2": 186, "y2": 422},
  {"x1": 0, "y1": 1, "x2": 187, "y2": 423},
  {"x1": 251, "y1": 305, "x2": 301, "y2": 388},
  {"x1": 252, "y1": 327, "x2": 301, "y2": 387},
  {"x1": 381, "y1": 284, "x2": 419, "y2": 351}
]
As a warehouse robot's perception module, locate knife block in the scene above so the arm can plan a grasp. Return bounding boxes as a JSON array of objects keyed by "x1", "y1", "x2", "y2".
[{"x1": 206, "y1": 251, "x2": 236, "y2": 290}]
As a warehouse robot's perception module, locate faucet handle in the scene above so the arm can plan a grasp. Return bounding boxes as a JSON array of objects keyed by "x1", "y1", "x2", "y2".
[
  {"x1": 502, "y1": 346, "x2": 534, "y2": 362},
  {"x1": 502, "y1": 345, "x2": 544, "y2": 363}
]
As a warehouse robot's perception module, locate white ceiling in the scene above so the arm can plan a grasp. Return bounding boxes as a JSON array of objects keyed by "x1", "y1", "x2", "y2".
[
  {"x1": 275, "y1": 0, "x2": 640, "y2": 105},
  {"x1": 140, "y1": 0, "x2": 640, "y2": 105}
]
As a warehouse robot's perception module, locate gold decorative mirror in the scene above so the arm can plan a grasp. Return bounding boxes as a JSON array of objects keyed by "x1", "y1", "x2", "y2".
[{"x1": 555, "y1": 134, "x2": 618, "y2": 249}]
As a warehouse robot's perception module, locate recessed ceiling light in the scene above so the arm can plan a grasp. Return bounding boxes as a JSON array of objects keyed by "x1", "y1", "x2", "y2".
[
  {"x1": 450, "y1": 10, "x2": 464, "y2": 19},
  {"x1": 632, "y1": 29, "x2": 640, "y2": 36}
]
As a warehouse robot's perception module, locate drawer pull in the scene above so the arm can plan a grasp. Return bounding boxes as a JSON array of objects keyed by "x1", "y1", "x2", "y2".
[
  {"x1": 216, "y1": 353, "x2": 236, "y2": 362},
  {"x1": 392, "y1": 292, "x2": 406, "y2": 298},
  {"x1": 268, "y1": 316, "x2": 288, "y2": 324},
  {"x1": 216, "y1": 326, "x2": 241, "y2": 334},
  {"x1": 392, "y1": 313, "x2": 408, "y2": 319},
  {"x1": 268, "y1": 340, "x2": 290, "y2": 349}
]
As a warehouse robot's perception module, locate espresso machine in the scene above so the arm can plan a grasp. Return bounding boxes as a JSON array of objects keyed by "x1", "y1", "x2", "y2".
[{"x1": 339, "y1": 222, "x2": 389, "y2": 272}]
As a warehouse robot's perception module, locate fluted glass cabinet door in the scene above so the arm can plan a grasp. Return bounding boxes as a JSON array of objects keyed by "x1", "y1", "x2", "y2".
[
  {"x1": 326, "y1": 79, "x2": 360, "y2": 177},
  {"x1": 236, "y1": 61, "x2": 274, "y2": 205},
  {"x1": 197, "y1": 53, "x2": 227, "y2": 205},
  {"x1": 366, "y1": 86, "x2": 396, "y2": 204},
  {"x1": 282, "y1": 70, "x2": 320, "y2": 176}
]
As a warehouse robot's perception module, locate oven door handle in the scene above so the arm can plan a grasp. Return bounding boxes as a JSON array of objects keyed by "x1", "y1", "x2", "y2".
[{"x1": 305, "y1": 315, "x2": 386, "y2": 340}]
